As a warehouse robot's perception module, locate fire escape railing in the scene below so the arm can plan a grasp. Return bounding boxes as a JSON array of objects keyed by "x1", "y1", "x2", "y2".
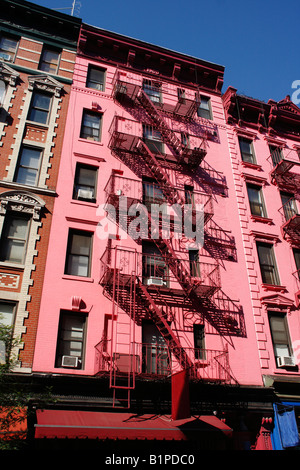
[
  {"x1": 104, "y1": 173, "x2": 214, "y2": 227},
  {"x1": 95, "y1": 339, "x2": 230, "y2": 383},
  {"x1": 278, "y1": 196, "x2": 300, "y2": 241},
  {"x1": 269, "y1": 148, "x2": 300, "y2": 188},
  {"x1": 108, "y1": 115, "x2": 206, "y2": 168}
]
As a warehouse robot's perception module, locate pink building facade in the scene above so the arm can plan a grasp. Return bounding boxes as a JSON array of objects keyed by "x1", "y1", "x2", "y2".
[{"x1": 31, "y1": 24, "x2": 287, "y2": 449}]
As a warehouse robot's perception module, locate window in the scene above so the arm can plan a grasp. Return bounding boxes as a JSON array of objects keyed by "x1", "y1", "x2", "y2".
[
  {"x1": 269, "y1": 145, "x2": 283, "y2": 167},
  {"x1": 142, "y1": 178, "x2": 165, "y2": 209},
  {"x1": 247, "y1": 184, "x2": 267, "y2": 217},
  {"x1": 239, "y1": 137, "x2": 256, "y2": 164},
  {"x1": 197, "y1": 95, "x2": 212, "y2": 120},
  {"x1": 55, "y1": 312, "x2": 86, "y2": 369},
  {"x1": 293, "y1": 248, "x2": 300, "y2": 279},
  {"x1": 39, "y1": 47, "x2": 60, "y2": 74},
  {"x1": 181, "y1": 132, "x2": 189, "y2": 148},
  {"x1": 268, "y1": 312, "x2": 293, "y2": 367},
  {"x1": 280, "y1": 192, "x2": 298, "y2": 221},
  {"x1": 80, "y1": 110, "x2": 102, "y2": 141},
  {"x1": 177, "y1": 88, "x2": 185, "y2": 102},
  {"x1": 0, "y1": 80, "x2": 6, "y2": 106},
  {"x1": 73, "y1": 164, "x2": 98, "y2": 202},
  {"x1": 14, "y1": 147, "x2": 42, "y2": 186},
  {"x1": 0, "y1": 215, "x2": 30, "y2": 264},
  {"x1": 142, "y1": 242, "x2": 167, "y2": 284},
  {"x1": 0, "y1": 301, "x2": 16, "y2": 327},
  {"x1": 184, "y1": 185, "x2": 194, "y2": 206},
  {"x1": 27, "y1": 91, "x2": 52, "y2": 124},
  {"x1": 142, "y1": 79, "x2": 162, "y2": 104},
  {"x1": 189, "y1": 249, "x2": 200, "y2": 277},
  {"x1": 143, "y1": 124, "x2": 164, "y2": 154},
  {"x1": 0, "y1": 36, "x2": 18, "y2": 61},
  {"x1": 65, "y1": 229, "x2": 93, "y2": 277},
  {"x1": 256, "y1": 242, "x2": 280, "y2": 285},
  {"x1": 193, "y1": 324, "x2": 205, "y2": 360},
  {"x1": 86, "y1": 66, "x2": 106, "y2": 91}
]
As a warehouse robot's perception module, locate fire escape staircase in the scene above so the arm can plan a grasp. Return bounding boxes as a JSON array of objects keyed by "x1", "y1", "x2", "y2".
[{"x1": 136, "y1": 89, "x2": 206, "y2": 167}]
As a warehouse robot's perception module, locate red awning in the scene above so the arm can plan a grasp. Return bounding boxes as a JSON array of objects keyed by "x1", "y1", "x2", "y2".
[{"x1": 35, "y1": 410, "x2": 232, "y2": 440}]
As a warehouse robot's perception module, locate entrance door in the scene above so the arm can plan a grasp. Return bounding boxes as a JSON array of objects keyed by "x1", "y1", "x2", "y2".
[{"x1": 142, "y1": 321, "x2": 169, "y2": 375}]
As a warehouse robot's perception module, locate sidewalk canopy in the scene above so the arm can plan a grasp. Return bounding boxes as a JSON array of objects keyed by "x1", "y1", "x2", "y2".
[{"x1": 35, "y1": 410, "x2": 232, "y2": 441}]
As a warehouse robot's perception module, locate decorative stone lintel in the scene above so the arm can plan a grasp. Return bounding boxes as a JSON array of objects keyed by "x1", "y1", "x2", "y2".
[{"x1": 0, "y1": 190, "x2": 45, "y2": 221}]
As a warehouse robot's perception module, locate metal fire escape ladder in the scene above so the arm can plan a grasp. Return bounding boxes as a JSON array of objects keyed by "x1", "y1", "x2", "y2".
[
  {"x1": 137, "y1": 89, "x2": 184, "y2": 159},
  {"x1": 136, "y1": 278, "x2": 194, "y2": 373}
]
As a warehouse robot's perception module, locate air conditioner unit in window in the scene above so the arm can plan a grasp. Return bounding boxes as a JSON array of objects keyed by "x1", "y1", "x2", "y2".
[
  {"x1": 116, "y1": 189, "x2": 122, "y2": 196},
  {"x1": 0, "y1": 52, "x2": 12, "y2": 61},
  {"x1": 277, "y1": 356, "x2": 295, "y2": 368},
  {"x1": 77, "y1": 188, "x2": 93, "y2": 199},
  {"x1": 61, "y1": 355, "x2": 79, "y2": 368},
  {"x1": 147, "y1": 277, "x2": 165, "y2": 286}
]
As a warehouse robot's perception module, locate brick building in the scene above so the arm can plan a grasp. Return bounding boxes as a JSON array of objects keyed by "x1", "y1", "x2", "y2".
[
  {"x1": 0, "y1": 0, "x2": 80, "y2": 371},
  {"x1": 31, "y1": 22, "x2": 276, "y2": 450}
]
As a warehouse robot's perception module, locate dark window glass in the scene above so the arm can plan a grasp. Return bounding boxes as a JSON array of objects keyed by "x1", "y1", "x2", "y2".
[
  {"x1": 28, "y1": 92, "x2": 51, "y2": 124},
  {"x1": 73, "y1": 164, "x2": 97, "y2": 202},
  {"x1": 0, "y1": 215, "x2": 29, "y2": 263},
  {"x1": 257, "y1": 242, "x2": 280, "y2": 285},
  {"x1": 80, "y1": 110, "x2": 102, "y2": 141},
  {"x1": 65, "y1": 230, "x2": 93, "y2": 277},
  {"x1": 239, "y1": 137, "x2": 256, "y2": 164},
  {"x1": 86, "y1": 66, "x2": 105, "y2": 91},
  {"x1": 14, "y1": 147, "x2": 42, "y2": 186}
]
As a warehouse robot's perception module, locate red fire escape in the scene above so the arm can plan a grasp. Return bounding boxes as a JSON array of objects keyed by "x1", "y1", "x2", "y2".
[{"x1": 97, "y1": 70, "x2": 236, "y2": 406}]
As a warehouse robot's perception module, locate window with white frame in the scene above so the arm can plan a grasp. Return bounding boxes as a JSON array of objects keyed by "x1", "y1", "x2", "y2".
[
  {"x1": 14, "y1": 147, "x2": 43, "y2": 186},
  {"x1": 256, "y1": 242, "x2": 280, "y2": 286},
  {"x1": 27, "y1": 91, "x2": 52, "y2": 125},
  {"x1": 72, "y1": 163, "x2": 98, "y2": 202},
  {"x1": 64, "y1": 229, "x2": 93, "y2": 277},
  {"x1": 268, "y1": 311, "x2": 294, "y2": 368},
  {"x1": 39, "y1": 47, "x2": 60, "y2": 74},
  {"x1": 0, "y1": 214, "x2": 30, "y2": 264},
  {"x1": 197, "y1": 95, "x2": 212, "y2": 120},
  {"x1": 0, "y1": 36, "x2": 18, "y2": 62},
  {"x1": 239, "y1": 137, "x2": 256, "y2": 164},
  {"x1": 80, "y1": 110, "x2": 102, "y2": 141},
  {"x1": 247, "y1": 183, "x2": 267, "y2": 218},
  {"x1": 55, "y1": 311, "x2": 86, "y2": 369},
  {"x1": 86, "y1": 65, "x2": 106, "y2": 91}
]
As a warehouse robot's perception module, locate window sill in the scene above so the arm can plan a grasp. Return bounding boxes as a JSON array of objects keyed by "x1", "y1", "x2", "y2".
[
  {"x1": 62, "y1": 274, "x2": 94, "y2": 283},
  {"x1": 241, "y1": 161, "x2": 262, "y2": 171},
  {"x1": 70, "y1": 199, "x2": 98, "y2": 208},
  {"x1": 250, "y1": 215, "x2": 274, "y2": 225},
  {"x1": 78, "y1": 138, "x2": 103, "y2": 146},
  {"x1": 261, "y1": 283, "x2": 287, "y2": 293},
  {"x1": 0, "y1": 261, "x2": 25, "y2": 271}
]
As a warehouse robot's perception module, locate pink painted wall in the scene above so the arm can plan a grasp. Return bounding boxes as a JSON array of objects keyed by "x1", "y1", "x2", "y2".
[{"x1": 33, "y1": 41, "x2": 264, "y2": 386}]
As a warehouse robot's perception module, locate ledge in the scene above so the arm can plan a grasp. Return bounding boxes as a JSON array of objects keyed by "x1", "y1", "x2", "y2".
[
  {"x1": 261, "y1": 284, "x2": 287, "y2": 293},
  {"x1": 241, "y1": 161, "x2": 262, "y2": 171},
  {"x1": 250, "y1": 215, "x2": 274, "y2": 225}
]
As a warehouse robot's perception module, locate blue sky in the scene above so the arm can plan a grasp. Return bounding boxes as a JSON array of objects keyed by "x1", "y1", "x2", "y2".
[{"x1": 30, "y1": 0, "x2": 300, "y2": 103}]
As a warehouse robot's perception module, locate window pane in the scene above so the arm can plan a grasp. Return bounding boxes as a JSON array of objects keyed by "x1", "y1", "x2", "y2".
[
  {"x1": 247, "y1": 185, "x2": 266, "y2": 217},
  {"x1": 39, "y1": 49, "x2": 59, "y2": 73},
  {"x1": 7, "y1": 217, "x2": 28, "y2": 239},
  {"x1": 19, "y1": 148, "x2": 41, "y2": 169},
  {"x1": 65, "y1": 231, "x2": 92, "y2": 277},
  {"x1": 257, "y1": 243, "x2": 279, "y2": 285},
  {"x1": 87, "y1": 67, "x2": 105, "y2": 90},
  {"x1": 15, "y1": 148, "x2": 41, "y2": 186},
  {"x1": 0, "y1": 37, "x2": 18, "y2": 54},
  {"x1": 239, "y1": 137, "x2": 255, "y2": 163},
  {"x1": 4, "y1": 240, "x2": 25, "y2": 263},
  {"x1": 0, "y1": 302, "x2": 15, "y2": 327},
  {"x1": 80, "y1": 111, "x2": 101, "y2": 141},
  {"x1": 28, "y1": 92, "x2": 51, "y2": 124}
]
